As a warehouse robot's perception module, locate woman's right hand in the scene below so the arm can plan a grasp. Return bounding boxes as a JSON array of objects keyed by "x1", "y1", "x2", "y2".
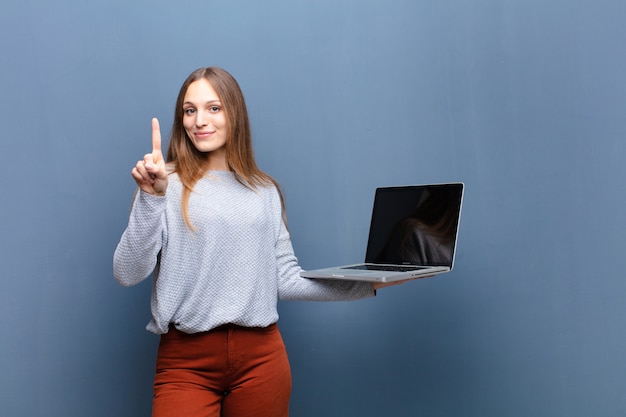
[{"x1": 131, "y1": 118, "x2": 168, "y2": 196}]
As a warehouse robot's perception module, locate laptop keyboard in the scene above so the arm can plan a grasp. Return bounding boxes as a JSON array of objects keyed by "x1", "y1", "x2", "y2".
[{"x1": 340, "y1": 264, "x2": 427, "y2": 272}]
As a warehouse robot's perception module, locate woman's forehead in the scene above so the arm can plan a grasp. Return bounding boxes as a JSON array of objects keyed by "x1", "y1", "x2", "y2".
[{"x1": 184, "y1": 78, "x2": 220, "y2": 104}]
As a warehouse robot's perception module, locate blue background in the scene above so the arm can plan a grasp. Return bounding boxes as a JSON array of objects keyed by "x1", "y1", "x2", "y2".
[{"x1": 1, "y1": 1, "x2": 625, "y2": 416}]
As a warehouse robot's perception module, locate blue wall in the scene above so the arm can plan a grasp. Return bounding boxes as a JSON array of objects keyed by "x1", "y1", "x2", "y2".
[{"x1": 1, "y1": 1, "x2": 625, "y2": 416}]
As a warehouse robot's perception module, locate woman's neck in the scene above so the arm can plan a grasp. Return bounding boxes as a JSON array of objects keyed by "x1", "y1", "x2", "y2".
[{"x1": 205, "y1": 149, "x2": 228, "y2": 171}]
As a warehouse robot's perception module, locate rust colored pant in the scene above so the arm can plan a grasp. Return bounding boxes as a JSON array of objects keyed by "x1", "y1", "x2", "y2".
[{"x1": 152, "y1": 323, "x2": 292, "y2": 417}]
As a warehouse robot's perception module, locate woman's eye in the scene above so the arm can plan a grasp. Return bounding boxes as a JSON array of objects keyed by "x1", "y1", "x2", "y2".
[
  {"x1": 210, "y1": 106, "x2": 220, "y2": 113},
  {"x1": 184, "y1": 108, "x2": 195, "y2": 115}
]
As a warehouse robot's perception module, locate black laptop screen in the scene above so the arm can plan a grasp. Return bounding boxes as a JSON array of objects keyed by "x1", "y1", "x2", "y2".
[{"x1": 364, "y1": 183, "x2": 463, "y2": 267}]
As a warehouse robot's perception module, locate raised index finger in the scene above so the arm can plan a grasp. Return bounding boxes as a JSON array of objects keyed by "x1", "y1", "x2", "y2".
[{"x1": 151, "y1": 117, "x2": 162, "y2": 162}]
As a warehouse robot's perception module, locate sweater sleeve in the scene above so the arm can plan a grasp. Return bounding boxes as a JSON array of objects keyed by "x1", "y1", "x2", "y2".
[
  {"x1": 275, "y1": 219, "x2": 375, "y2": 301},
  {"x1": 113, "y1": 190, "x2": 167, "y2": 287}
]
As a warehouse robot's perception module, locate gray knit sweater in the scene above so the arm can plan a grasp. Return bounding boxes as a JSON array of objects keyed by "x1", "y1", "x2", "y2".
[{"x1": 113, "y1": 170, "x2": 374, "y2": 334}]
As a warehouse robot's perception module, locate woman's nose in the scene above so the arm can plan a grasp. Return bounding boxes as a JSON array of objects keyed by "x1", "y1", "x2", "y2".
[{"x1": 195, "y1": 110, "x2": 209, "y2": 127}]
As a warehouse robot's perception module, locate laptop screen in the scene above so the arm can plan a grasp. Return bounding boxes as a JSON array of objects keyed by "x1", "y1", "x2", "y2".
[{"x1": 364, "y1": 183, "x2": 464, "y2": 267}]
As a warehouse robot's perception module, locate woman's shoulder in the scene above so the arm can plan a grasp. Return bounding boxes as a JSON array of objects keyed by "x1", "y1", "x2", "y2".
[{"x1": 164, "y1": 164, "x2": 182, "y2": 190}]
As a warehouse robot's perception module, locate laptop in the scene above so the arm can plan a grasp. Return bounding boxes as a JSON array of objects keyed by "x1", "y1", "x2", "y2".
[{"x1": 300, "y1": 183, "x2": 464, "y2": 283}]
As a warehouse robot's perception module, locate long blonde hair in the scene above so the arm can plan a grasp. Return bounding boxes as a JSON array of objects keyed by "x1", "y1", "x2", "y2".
[{"x1": 166, "y1": 67, "x2": 284, "y2": 228}]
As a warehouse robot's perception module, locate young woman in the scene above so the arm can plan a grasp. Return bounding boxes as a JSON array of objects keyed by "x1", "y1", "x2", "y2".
[{"x1": 114, "y1": 67, "x2": 394, "y2": 417}]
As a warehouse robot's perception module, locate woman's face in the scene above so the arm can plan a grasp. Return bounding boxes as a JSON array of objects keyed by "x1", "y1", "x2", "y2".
[{"x1": 182, "y1": 78, "x2": 228, "y2": 156}]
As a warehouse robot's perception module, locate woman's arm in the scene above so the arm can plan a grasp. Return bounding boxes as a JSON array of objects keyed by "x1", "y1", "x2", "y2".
[{"x1": 113, "y1": 190, "x2": 167, "y2": 287}]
